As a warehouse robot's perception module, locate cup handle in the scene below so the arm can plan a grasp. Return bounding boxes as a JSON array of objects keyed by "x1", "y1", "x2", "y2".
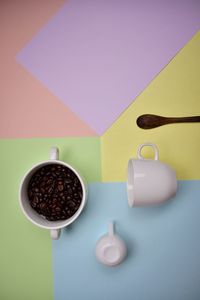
[
  {"x1": 50, "y1": 229, "x2": 61, "y2": 240},
  {"x1": 137, "y1": 143, "x2": 159, "y2": 160},
  {"x1": 108, "y1": 221, "x2": 114, "y2": 237},
  {"x1": 50, "y1": 147, "x2": 59, "y2": 160}
]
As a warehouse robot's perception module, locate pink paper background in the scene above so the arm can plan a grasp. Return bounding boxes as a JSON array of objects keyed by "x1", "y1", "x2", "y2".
[{"x1": 0, "y1": 0, "x2": 95, "y2": 138}]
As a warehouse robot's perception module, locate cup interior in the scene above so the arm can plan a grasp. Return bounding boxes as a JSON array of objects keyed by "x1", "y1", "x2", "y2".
[{"x1": 19, "y1": 161, "x2": 87, "y2": 230}]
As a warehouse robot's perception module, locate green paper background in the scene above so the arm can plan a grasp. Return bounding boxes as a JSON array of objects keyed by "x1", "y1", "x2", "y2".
[{"x1": 0, "y1": 137, "x2": 101, "y2": 300}]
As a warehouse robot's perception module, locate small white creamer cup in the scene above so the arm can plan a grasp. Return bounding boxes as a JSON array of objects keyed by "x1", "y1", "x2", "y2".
[
  {"x1": 127, "y1": 143, "x2": 177, "y2": 206},
  {"x1": 95, "y1": 222, "x2": 127, "y2": 267},
  {"x1": 19, "y1": 147, "x2": 87, "y2": 239}
]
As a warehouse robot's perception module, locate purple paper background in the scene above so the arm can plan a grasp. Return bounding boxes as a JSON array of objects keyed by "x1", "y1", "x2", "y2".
[{"x1": 17, "y1": 0, "x2": 200, "y2": 134}]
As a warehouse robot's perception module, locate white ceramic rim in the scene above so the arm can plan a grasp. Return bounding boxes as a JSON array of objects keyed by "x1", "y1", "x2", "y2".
[{"x1": 127, "y1": 159, "x2": 134, "y2": 207}]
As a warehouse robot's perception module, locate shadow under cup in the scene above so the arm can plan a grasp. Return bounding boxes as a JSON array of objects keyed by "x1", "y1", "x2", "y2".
[{"x1": 19, "y1": 161, "x2": 87, "y2": 230}]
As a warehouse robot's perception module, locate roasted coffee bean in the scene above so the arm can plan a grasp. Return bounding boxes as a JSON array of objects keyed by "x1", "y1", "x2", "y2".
[
  {"x1": 48, "y1": 186, "x2": 54, "y2": 194},
  {"x1": 58, "y1": 185, "x2": 64, "y2": 192},
  {"x1": 55, "y1": 206, "x2": 61, "y2": 213},
  {"x1": 40, "y1": 202, "x2": 47, "y2": 209},
  {"x1": 64, "y1": 179, "x2": 72, "y2": 184},
  {"x1": 27, "y1": 164, "x2": 83, "y2": 221},
  {"x1": 31, "y1": 201, "x2": 37, "y2": 208},
  {"x1": 34, "y1": 196, "x2": 39, "y2": 203}
]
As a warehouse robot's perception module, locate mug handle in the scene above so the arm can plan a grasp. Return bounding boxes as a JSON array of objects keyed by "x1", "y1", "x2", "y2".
[
  {"x1": 50, "y1": 147, "x2": 59, "y2": 160},
  {"x1": 137, "y1": 143, "x2": 159, "y2": 160},
  {"x1": 50, "y1": 229, "x2": 61, "y2": 240}
]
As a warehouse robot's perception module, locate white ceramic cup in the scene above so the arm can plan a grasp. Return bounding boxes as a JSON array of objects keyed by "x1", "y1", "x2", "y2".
[
  {"x1": 127, "y1": 143, "x2": 177, "y2": 206},
  {"x1": 95, "y1": 222, "x2": 127, "y2": 267},
  {"x1": 19, "y1": 147, "x2": 87, "y2": 239}
]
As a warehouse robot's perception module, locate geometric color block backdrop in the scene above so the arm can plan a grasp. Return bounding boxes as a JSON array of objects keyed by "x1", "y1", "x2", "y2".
[
  {"x1": 0, "y1": 0, "x2": 95, "y2": 138},
  {"x1": 101, "y1": 31, "x2": 200, "y2": 181},
  {"x1": 16, "y1": 0, "x2": 200, "y2": 134},
  {"x1": 1, "y1": 1, "x2": 200, "y2": 299},
  {"x1": 53, "y1": 181, "x2": 200, "y2": 300},
  {"x1": 0, "y1": 137, "x2": 101, "y2": 300}
]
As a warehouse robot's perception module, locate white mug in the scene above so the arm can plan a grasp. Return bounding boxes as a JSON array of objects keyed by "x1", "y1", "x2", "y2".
[
  {"x1": 19, "y1": 147, "x2": 87, "y2": 239},
  {"x1": 127, "y1": 143, "x2": 177, "y2": 206}
]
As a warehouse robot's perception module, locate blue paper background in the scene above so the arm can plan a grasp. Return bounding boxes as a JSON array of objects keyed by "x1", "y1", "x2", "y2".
[{"x1": 53, "y1": 181, "x2": 200, "y2": 300}]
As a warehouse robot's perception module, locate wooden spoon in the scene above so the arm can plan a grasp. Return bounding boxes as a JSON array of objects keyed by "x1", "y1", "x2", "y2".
[{"x1": 137, "y1": 114, "x2": 200, "y2": 129}]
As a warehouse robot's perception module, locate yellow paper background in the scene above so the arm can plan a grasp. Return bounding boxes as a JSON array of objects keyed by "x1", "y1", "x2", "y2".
[{"x1": 101, "y1": 31, "x2": 200, "y2": 182}]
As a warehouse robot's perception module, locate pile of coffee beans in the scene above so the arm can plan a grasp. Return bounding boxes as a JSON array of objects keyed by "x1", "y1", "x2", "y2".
[{"x1": 27, "y1": 164, "x2": 83, "y2": 221}]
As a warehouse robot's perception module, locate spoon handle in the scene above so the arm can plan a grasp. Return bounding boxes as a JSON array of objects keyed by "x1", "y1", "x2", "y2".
[
  {"x1": 137, "y1": 114, "x2": 200, "y2": 129},
  {"x1": 167, "y1": 116, "x2": 200, "y2": 123}
]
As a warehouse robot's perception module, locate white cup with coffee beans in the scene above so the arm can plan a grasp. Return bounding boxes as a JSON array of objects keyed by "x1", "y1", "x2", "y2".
[{"x1": 19, "y1": 147, "x2": 87, "y2": 239}]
